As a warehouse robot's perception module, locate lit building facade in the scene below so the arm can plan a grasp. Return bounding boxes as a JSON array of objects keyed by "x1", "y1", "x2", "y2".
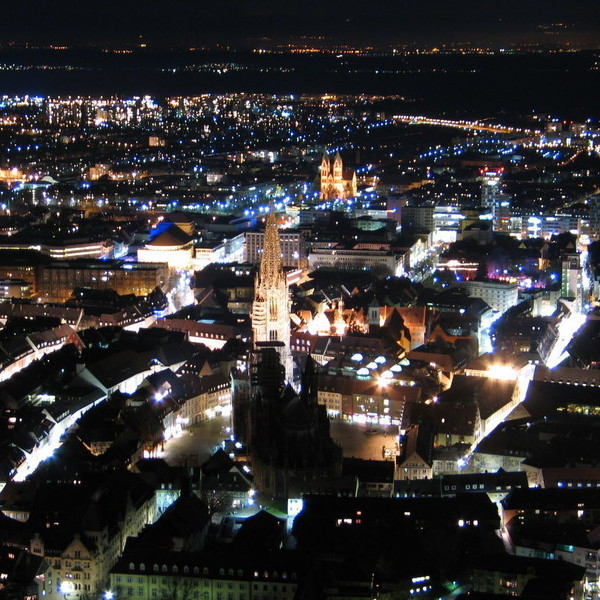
[
  {"x1": 307, "y1": 246, "x2": 401, "y2": 275},
  {"x1": 319, "y1": 152, "x2": 357, "y2": 200},
  {"x1": 480, "y1": 167, "x2": 511, "y2": 232},
  {"x1": 0, "y1": 240, "x2": 112, "y2": 260},
  {"x1": 561, "y1": 254, "x2": 582, "y2": 300},
  {"x1": 251, "y1": 212, "x2": 293, "y2": 383},
  {"x1": 317, "y1": 375, "x2": 409, "y2": 425},
  {"x1": 36, "y1": 261, "x2": 167, "y2": 303},
  {"x1": 245, "y1": 229, "x2": 305, "y2": 268},
  {"x1": 137, "y1": 226, "x2": 194, "y2": 270},
  {"x1": 28, "y1": 476, "x2": 155, "y2": 600},
  {"x1": 110, "y1": 554, "x2": 300, "y2": 600},
  {"x1": 463, "y1": 279, "x2": 519, "y2": 314},
  {"x1": 0, "y1": 278, "x2": 32, "y2": 299}
]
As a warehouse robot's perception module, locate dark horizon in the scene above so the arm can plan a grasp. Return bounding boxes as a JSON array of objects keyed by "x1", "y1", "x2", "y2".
[{"x1": 1, "y1": 0, "x2": 600, "y2": 49}]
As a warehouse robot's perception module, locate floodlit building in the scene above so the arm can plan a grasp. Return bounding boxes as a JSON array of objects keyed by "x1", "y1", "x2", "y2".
[
  {"x1": 463, "y1": 279, "x2": 519, "y2": 314},
  {"x1": 251, "y1": 212, "x2": 293, "y2": 383},
  {"x1": 245, "y1": 228, "x2": 305, "y2": 268},
  {"x1": 27, "y1": 472, "x2": 155, "y2": 600},
  {"x1": 0, "y1": 278, "x2": 32, "y2": 299},
  {"x1": 110, "y1": 550, "x2": 301, "y2": 600},
  {"x1": 137, "y1": 225, "x2": 194, "y2": 270},
  {"x1": 307, "y1": 246, "x2": 401, "y2": 276},
  {"x1": 36, "y1": 260, "x2": 167, "y2": 303},
  {"x1": 319, "y1": 152, "x2": 357, "y2": 200},
  {"x1": 561, "y1": 253, "x2": 582, "y2": 301}
]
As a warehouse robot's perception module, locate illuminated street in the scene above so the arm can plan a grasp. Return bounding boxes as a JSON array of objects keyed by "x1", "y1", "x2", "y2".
[{"x1": 544, "y1": 311, "x2": 588, "y2": 369}]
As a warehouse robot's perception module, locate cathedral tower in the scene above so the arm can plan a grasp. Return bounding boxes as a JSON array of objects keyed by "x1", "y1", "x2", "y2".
[
  {"x1": 319, "y1": 151, "x2": 357, "y2": 201},
  {"x1": 320, "y1": 154, "x2": 330, "y2": 179},
  {"x1": 251, "y1": 211, "x2": 293, "y2": 383},
  {"x1": 332, "y1": 151, "x2": 343, "y2": 180}
]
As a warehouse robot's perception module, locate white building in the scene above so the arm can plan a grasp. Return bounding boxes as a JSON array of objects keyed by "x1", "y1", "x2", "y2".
[
  {"x1": 0, "y1": 239, "x2": 112, "y2": 260},
  {"x1": 245, "y1": 228, "x2": 305, "y2": 268},
  {"x1": 307, "y1": 246, "x2": 400, "y2": 275},
  {"x1": 463, "y1": 279, "x2": 519, "y2": 314}
]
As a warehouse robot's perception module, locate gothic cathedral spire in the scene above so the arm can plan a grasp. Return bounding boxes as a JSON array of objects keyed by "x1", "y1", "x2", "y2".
[
  {"x1": 251, "y1": 211, "x2": 293, "y2": 383},
  {"x1": 255, "y1": 210, "x2": 285, "y2": 293}
]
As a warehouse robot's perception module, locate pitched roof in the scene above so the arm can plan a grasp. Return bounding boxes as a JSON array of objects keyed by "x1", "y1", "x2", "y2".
[
  {"x1": 342, "y1": 458, "x2": 394, "y2": 483},
  {"x1": 147, "y1": 224, "x2": 192, "y2": 247},
  {"x1": 141, "y1": 494, "x2": 209, "y2": 544},
  {"x1": 471, "y1": 552, "x2": 586, "y2": 582},
  {"x1": 202, "y1": 448, "x2": 234, "y2": 473},
  {"x1": 409, "y1": 401, "x2": 477, "y2": 437},
  {"x1": 439, "y1": 374, "x2": 515, "y2": 421},
  {"x1": 522, "y1": 380, "x2": 600, "y2": 419},
  {"x1": 84, "y1": 349, "x2": 149, "y2": 389},
  {"x1": 233, "y1": 510, "x2": 286, "y2": 551},
  {"x1": 503, "y1": 486, "x2": 600, "y2": 511}
]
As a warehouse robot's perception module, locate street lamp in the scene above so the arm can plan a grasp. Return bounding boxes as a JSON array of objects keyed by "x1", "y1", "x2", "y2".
[
  {"x1": 60, "y1": 581, "x2": 74, "y2": 600},
  {"x1": 104, "y1": 592, "x2": 115, "y2": 600}
]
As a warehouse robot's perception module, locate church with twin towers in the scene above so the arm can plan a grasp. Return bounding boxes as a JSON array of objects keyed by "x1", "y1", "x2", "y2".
[{"x1": 319, "y1": 151, "x2": 357, "y2": 201}]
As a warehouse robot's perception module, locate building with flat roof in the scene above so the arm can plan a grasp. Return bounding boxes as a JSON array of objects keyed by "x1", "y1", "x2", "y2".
[
  {"x1": 35, "y1": 260, "x2": 167, "y2": 303},
  {"x1": 462, "y1": 279, "x2": 519, "y2": 314},
  {"x1": 245, "y1": 228, "x2": 305, "y2": 268},
  {"x1": 308, "y1": 246, "x2": 401, "y2": 275},
  {"x1": 0, "y1": 278, "x2": 32, "y2": 299}
]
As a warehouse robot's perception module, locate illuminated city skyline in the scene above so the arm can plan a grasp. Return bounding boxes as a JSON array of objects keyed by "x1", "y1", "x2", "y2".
[{"x1": 0, "y1": 2, "x2": 600, "y2": 600}]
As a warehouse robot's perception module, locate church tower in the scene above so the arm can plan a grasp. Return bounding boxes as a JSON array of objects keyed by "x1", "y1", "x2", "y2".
[
  {"x1": 319, "y1": 151, "x2": 357, "y2": 201},
  {"x1": 332, "y1": 151, "x2": 343, "y2": 180},
  {"x1": 320, "y1": 154, "x2": 330, "y2": 180},
  {"x1": 251, "y1": 211, "x2": 293, "y2": 383}
]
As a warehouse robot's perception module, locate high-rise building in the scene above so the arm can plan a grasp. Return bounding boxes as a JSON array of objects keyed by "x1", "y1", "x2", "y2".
[
  {"x1": 589, "y1": 196, "x2": 600, "y2": 240},
  {"x1": 400, "y1": 204, "x2": 435, "y2": 233},
  {"x1": 561, "y1": 253, "x2": 583, "y2": 309},
  {"x1": 480, "y1": 167, "x2": 511, "y2": 232},
  {"x1": 319, "y1": 152, "x2": 357, "y2": 201},
  {"x1": 480, "y1": 167, "x2": 503, "y2": 209},
  {"x1": 251, "y1": 212, "x2": 293, "y2": 383}
]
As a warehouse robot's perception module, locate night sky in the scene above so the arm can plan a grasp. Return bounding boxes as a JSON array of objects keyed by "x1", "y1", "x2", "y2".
[{"x1": 1, "y1": 0, "x2": 599, "y2": 47}]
